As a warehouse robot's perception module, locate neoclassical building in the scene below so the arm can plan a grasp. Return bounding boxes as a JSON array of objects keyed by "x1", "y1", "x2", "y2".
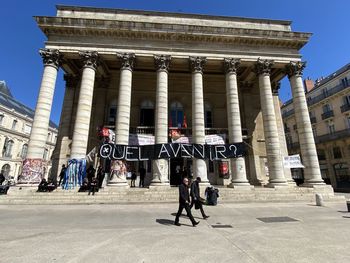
[
  {"x1": 0, "y1": 81, "x2": 57, "y2": 182},
  {"x1": 20, "y1": 5, "x2": 327, "y2": 190},
  {"x1": 282, "y1": 63, "x2": 350, "y2": 191}
]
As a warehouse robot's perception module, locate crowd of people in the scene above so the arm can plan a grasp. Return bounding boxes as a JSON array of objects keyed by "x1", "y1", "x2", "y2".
[{"x1": 0, "y1": 173, "x2": 10, "y2": 195}]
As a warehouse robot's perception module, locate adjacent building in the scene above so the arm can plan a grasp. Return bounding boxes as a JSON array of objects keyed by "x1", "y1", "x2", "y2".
[
  {"x1": 282, "y1": 63, "x2": 350, "y2": 191},
  {"x1": 0, "y1": 80, "x2": 58, "y2": 181},
  {"x1": 19, "y1": 5, "x2": 330, "y2": 192}
]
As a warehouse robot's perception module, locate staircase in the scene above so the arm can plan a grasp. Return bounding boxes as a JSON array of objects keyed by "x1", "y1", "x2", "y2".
[{"x1": 0, "y1": 185, "x2": 344, "y2": 205}]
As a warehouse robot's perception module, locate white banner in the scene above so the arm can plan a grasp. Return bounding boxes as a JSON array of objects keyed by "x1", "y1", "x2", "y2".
[
  {"x1": 172, "y1": 134, "x2": 226, "y2": 145},
  {"x1": 283, "y1": 154, "x2": 305, "y2": 168}
]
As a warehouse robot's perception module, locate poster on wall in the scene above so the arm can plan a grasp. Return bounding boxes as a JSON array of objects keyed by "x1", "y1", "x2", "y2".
[{"x1": 18, "y1": 158, "x2": 44, "y2": 183}]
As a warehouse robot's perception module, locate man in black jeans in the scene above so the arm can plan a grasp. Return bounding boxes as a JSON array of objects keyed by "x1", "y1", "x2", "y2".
[
  {"x1": 174, "y1": 177, "x2": 199, "y2": 227},
  {"x1": 190, "y1": 177, "x2": 209, "y2": 219}
]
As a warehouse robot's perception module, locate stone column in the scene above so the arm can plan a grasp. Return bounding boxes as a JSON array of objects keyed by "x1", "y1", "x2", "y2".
[
  {"x1": 108, "y1": 53, "x2": 135, "y2": 187},
  {"x1": 255, "y1": 59, "x2": 287, "y2": 187},
  {"x1": 50, "y1": 74, "x2": 78, "y2": 181},
  {"x1": 70, "y1": 51, "x2": 99, "y2": 159},
  {"x1": 224, "y1": 58, "x2": 251, "y2": 188},
  {"x1": 150, "y1": 55, "x2": 171, "y2": 187},
  {"x1": 19, "y1": 49, "x2": 61, "y2": 184},
  {"x1": 189, "y1": 57, "x2": 209, "y2": 184},
  {"x1": 272, "y1": 82, "x2": 295, "y2": 186},
  {"x1": 285, "y1": 61, "x2": 324, "y2": 186}
]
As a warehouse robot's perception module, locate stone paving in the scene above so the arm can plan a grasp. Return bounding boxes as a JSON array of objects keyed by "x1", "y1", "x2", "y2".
[{"x1": 0, "y1": 200, "x2": 349, "y2": 263}]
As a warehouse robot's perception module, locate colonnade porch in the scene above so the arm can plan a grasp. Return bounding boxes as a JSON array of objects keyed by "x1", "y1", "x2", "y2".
[{"x1": 18, "y1": 49, "x2": 326, "y2": 191}]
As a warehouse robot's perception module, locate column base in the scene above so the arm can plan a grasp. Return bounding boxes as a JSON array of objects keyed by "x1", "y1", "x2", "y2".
[{"x1": 301, "y1": 180, "x2": 326, "y2": 188}]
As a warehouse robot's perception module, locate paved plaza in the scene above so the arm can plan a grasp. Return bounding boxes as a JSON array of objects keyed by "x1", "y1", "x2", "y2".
[{"x1": 0, "y1": 199, "x2": 350, "y2": 263}]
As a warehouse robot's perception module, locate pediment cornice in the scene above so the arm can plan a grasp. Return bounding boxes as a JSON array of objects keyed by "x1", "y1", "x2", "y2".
[{"x1": 35, "y1": 16, "x2": 311, "y2": 50}]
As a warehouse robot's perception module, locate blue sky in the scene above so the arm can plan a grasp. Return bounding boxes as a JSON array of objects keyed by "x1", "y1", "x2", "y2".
[{"x1": 1, "y1": 0, "x2": 349, "y2": 125}]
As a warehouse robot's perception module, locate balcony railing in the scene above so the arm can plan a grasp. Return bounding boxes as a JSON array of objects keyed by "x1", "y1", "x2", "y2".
[
  {"x1": 314, "y1": 128, "x2": 350, "y2": 144},
  {"x1": 340, "y1": 103, "x2": 350, "y2": 113},
  {"x1": 282, "y1": 109, "x2": 295, "y2": 118},
  {"x1": 310, "y1": 116, "x2": 317, "y2": 124},
  {"x1": 321, "y1": 110, "x2": 334, "y2": 120},
  {"x1": 307, "y1": 83, "x2": 350, "y2": 106}
]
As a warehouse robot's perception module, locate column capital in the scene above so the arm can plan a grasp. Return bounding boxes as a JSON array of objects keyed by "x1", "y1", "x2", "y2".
[
  {"x1": 271, "y1": 82, "x2": 281, "y2": 96},
  {"x1": 154, "y1": 55, "x2": 171, "y2": 72},
  {"x1": 285, "y1": 61, "x2": 306, "y2": 78},
  {"x1": 117, "y1": 53, "x2": 135, "y2": 71},
  {"x1": 79, "y1": 51, "x2": 99, "y2": 70},
  {"x1": 254, "y1": 58, "x2": 274, "y2": 76},
  {"x1": 39, "y1": 48, "x2": 62, "y2": 69},
  {"x1": 224, "y1": 58, "x2": 241, "y2": 74},
  {"x1": 189, "y1": 56, "x2": 206, "y2": 73},
  {"x1": 63, "y1": 74, "x2": 79, "y2": 88}
]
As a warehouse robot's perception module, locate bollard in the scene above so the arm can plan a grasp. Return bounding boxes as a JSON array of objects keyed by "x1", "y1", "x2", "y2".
[
  {"x1": 347, "y1": 201, "x2": 350, "y2": 212},
  {"x1": 315, "y1": 193, "x2": 324, "y2": 206}
]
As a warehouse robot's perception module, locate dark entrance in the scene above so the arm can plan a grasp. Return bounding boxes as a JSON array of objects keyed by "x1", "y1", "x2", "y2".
[{"x1": 170, "y1": 158, "x2": 183, "y2": 186}]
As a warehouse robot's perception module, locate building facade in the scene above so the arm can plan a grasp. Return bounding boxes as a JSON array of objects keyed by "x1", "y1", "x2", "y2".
[
  {"x1": 20, "y1": 5, "x2": 327, "y2": 190},
  {"x1": 282, "y1": 64, "x2": 350, "y2": 191},
  {"x1": 0, "y1": 81, "x2": 57, "y2": 182}
]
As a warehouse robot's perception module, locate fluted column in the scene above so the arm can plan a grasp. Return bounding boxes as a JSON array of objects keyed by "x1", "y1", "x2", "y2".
[
  {"x1": 51, "y1": 74, "x2": 79, "y2": 181},
  {"x1": 272, "y1": 82, "x2": 295, "y2": 186},
  {"x1": 19, "y1": 49, "x2": 61, "y2": 184},
  {"x1": 285, "y1": 61, "x2": 324, "y2": 186},
  {"x1": 151, "y1": 55, "x2": 171, "y2": 187},
  {"x1": 190, "y1": 57, "x2": 209, "y2": 184},
  {"x1": 255, "y1": 59, "x2": 287, "y2": 187},
  {"x1": 224, "y1": 58, "x2": 251, "y2": 188},
  {"x1": 70, "y1": 51, "x2": 99, "y2": 159},
  {"x1": 108, "y1": 53, "x2": 135, "y2": 187}
]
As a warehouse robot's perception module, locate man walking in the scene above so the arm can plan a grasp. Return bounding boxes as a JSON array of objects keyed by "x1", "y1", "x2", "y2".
[
  {"x1": 190, "y1": 177, "x2": 209, "y2": 219},
  {"x1": 174, "y1": 177, "x2": 199, "y2": 227}
]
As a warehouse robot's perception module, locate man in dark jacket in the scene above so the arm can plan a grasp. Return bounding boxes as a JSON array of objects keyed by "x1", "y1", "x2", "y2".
[
  {"x1": 174, "y1": 177, "x2": 199, "y2": 227},
  {"x1": 190, "y1": 177, "x2": 209, "y2": 219}
]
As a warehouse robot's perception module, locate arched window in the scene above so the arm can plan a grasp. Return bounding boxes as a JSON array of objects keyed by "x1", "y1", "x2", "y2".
[
  {"x1": 140, "y1": 100, "x2": 155, "y2": 126},
  {"x1": 1, "y1": 164, "x2": 11, "y2": 177},
  {"x1": 2, "y1": 139, "x2": 14, "y2": 158},
  {"x1": 170, "y1": 101, "x2": 184, "y2": 128},
  {"x1": 204, "y1": 102, "x2": 213, "y2": 128},
  {"x1": 43, "y1": 148, "x2": 49, "y2": 160},
  {"x1": 21, "y1": 144, "x2": 28, "y2": 159},
  {"x1": 107, "y1": 99, "x2": 117, "y2": 126}
]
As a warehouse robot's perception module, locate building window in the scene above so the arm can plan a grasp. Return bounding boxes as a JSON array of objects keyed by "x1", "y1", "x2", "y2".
[
  {"x1": 333, "y1": 147, "x2": 342, "y2": 159},
  {"x1": 341, "y1": 78, "x2": 349, "y2": 88},
  {"x1": 322, "y1": 104, "x2": 332, "y2": 113},
  {"x1": 1, "y1": 164, "x2": 11, "y2": 178},
  {"x1": 170, "y1": 101, "x2": 184, "y2": 128},
  {"x1": 344, "y1": 95, "x2": 350, "y2": 105},
  {"x1": 317, "y1": 149, "x2": 326, "y2": 161},
  {"x1": 347, "y1": 116, "x2": 350, "y2": 129},
  {"x1": 139, "y1": 100, "x2": 155, "y2": 126},
  {"x1": 2, "y1": 139, "x2": 14, "y2": 158},
  {"x1": 24, "y1": 124, "x2": 31, "y2": 134},
  {"x1": 322, "y1": 88, "x2": 328, "y2": 97},
  {"x1": 328, "y1": 123, "x2": 335, "y2": 134},
  {"x1": 21, "y1": 144, "x2": 28, "y2": 159},
  {"x1": 47, "y1": 132, "x2": 51, "y2": 142},
  {"x1": 107, "y1": 100, "x2": 117, "y2": 126},
  {"x1": 11, "y1": 120, "x2": 17, "y2": 130},
  {"x1": 312, "y1": 126, "x2": 317, "y2": 138},
  {"x1": 0, "y1": 114, "x2": 4, "y2": 126},
  {"x1": 43, "y1": 149, "x2": 49, "y2": 160},
  {"x1": 204, "y1": 102, "x2": 213, "y2": 128}
]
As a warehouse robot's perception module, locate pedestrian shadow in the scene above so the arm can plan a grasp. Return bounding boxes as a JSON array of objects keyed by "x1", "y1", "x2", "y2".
[
  {"x1": 156, "y1": 219, "x2": 175, "y2": 226},
  {"x1": 338, "y1": 210, "x2": 349, "y2": 213},
  {"x1": 343, "y1": 216, "x2": 350, "y2": 219},
  {"x1": 170, "y1": 213, "x2": 202, "y2": 220}
]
